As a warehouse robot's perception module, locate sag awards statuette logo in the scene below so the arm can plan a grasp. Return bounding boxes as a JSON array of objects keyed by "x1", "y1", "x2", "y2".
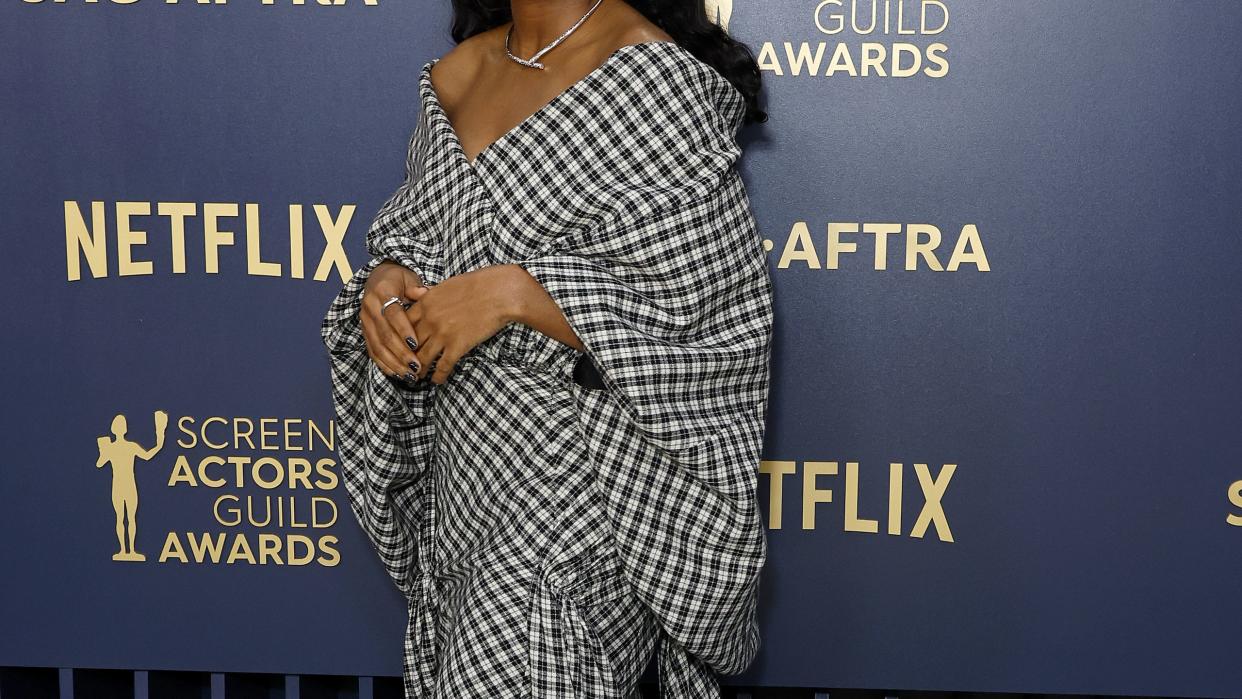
[
  {"x1": 95, "y1": 411, "x2": 342, "y2": 567},
  {"x1": 96, "y1": 410, "x2": 169, "y2": 562}
]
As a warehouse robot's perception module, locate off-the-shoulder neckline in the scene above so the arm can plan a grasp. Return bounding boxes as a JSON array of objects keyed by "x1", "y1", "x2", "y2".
[{"x1": 419, "y1": 40, "x2": 742, "y2": 172}]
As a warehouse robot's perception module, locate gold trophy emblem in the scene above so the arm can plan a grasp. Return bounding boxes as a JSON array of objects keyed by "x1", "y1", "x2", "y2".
[{"x1": 96, "y1": 410, "x2": 168, "y2": 562}]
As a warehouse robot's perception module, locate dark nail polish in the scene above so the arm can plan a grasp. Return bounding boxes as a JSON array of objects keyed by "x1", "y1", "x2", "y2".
[
  {"x1": 404, "y1": 372, "x2": 418, "y2": 383},
  {"x1": 409, "y1": 361, "x2": 420, "y2": 372},
  {"x1": 406, "y1": 336, "x2": 418, "y2": 351}
]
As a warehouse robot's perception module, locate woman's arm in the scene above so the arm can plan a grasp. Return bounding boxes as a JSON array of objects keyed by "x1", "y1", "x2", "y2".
[
  {"x1": 496, "y1": 263, "x2": 587, "y2": 353},
  {"x1": 402, "y1": 262, "x2": 586, "y2": 384}
]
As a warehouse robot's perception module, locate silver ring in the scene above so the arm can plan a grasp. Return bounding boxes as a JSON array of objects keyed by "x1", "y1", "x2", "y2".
[{"x1": 381, "y1": 296, "x2": 407, "y2": 313}]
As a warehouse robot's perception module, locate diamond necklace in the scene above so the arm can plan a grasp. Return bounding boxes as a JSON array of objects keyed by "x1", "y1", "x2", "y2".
[{"x1": 504, "y1": 0, "x2": 606, "y2": 70}]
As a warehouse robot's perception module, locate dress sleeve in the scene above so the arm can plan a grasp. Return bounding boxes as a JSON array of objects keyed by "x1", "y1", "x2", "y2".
[
  {"x1": 513, "y1": 165, "x2": 775, "y2": 676},
  {"x1": 320, "y1": 111, "x2": 444, "y2": 603},
  {"x1": 322, "y1": 108, "x2": 445, "y2": 358}
]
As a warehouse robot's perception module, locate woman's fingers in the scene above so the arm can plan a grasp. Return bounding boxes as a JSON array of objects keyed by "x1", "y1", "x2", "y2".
[
  {"x1": 361, "y1": 302, "x2": 408, "y2": 378},
  {"x1": 430, "y1": 343, "x2": 464, "y2": 385},
  {"x1": 379, "y1": 302, "x2": 422, "y2": 377},
  {"x1": 413, "y1": 333, "x2": 445, "y2": 382},
  {"x1": 359, "y1": 264, "x2": 430, "y2": 383},
  {"x1": 358, "y1": 265, "x2": 456, "y2": 386},
  {"x1": 381, "y1": 301, "x2": 423, "y2": 372}
]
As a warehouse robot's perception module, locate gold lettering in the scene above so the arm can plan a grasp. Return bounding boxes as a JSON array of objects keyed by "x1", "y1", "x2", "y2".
[{"x1": 802, "y1": 460, "x2": 838, "y2": 529}]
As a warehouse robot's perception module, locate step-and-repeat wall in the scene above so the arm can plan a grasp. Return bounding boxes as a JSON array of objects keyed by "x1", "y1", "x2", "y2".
[{"x1": 2, "y1": 1, "x2": 1239, "y2": 696}]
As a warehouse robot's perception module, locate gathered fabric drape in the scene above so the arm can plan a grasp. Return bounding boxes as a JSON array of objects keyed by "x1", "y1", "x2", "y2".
[{"x1": 321, "y1": 40, "x2": 773, "y2": 698}]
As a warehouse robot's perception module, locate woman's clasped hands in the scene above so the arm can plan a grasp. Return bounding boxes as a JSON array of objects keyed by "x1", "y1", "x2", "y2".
[{"x1": 359, "y1": 260, "x2": 522, "y2": 386}]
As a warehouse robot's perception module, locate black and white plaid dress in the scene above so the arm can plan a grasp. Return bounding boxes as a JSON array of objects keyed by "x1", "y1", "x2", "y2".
[{"x1": 321, "y1": 40, "x2": 774, "y2": 698}]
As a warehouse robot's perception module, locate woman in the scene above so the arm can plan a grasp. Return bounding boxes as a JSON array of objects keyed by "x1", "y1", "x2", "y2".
[{"x1": 321, "y1": 0, "x2": 773, "y2": 696}]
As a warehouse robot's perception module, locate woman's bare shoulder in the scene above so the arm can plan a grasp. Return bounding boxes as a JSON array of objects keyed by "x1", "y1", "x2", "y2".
[
  {"x1": 428, "y1": 29, "x2": 499, "y2": 105},
  {"x1": 612, "y1": 19, "x2": 673, "y2": 46},
  {"x1": 598, "y1": 2, "x2": 674, "y2": 49}
]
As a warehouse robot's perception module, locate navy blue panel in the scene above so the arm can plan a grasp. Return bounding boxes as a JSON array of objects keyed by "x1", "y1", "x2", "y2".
[{"x1": 0, "y1": 1, "x2": 1238, "y2": 696}]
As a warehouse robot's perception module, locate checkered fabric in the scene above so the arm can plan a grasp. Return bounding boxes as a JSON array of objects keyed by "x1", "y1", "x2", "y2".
[{"x1": 321, "y1": 40, "x2": 773, "y2": 698}]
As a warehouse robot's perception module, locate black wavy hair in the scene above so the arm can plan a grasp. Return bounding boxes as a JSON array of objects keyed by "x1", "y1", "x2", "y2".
[{"x1": 448, "y1": 0, "x2": 767, "y2": 126}]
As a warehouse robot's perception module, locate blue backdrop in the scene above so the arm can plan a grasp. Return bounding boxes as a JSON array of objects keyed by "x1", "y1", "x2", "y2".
[{"x1": 2, "y1": 1, "x2": 1240, "y2": 696}]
